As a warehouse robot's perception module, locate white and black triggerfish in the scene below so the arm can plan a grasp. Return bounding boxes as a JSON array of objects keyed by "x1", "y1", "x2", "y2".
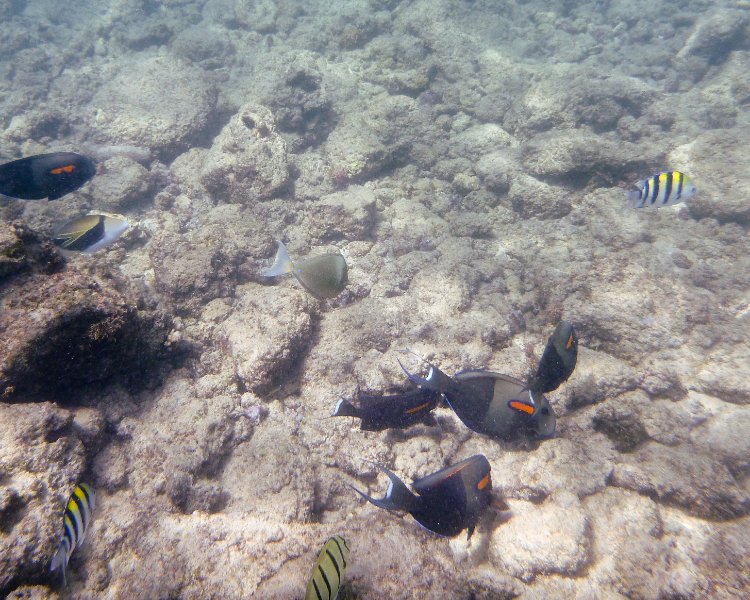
[
  {"x1": 262, "y1": 240, "x2": 348, "y2": 300},
  {"x1": 529, "y1": 320, "x2": 578, "y2": 395},
  {"x1": 53, "y1": 212, "x2": 129, "y2": 253},
  {"x1": 305, "y1": 535, "x2": 350, "y2": 600},
  {"x1": 50, "y1": 483, "x2": 96, "y2": 585},
  {"x1": 332, "y1": 386, "x2": 441, "y2": 431},
  {"x1": 351, "y1": 455, "x2": 498, "y2": 538},
  {"x1": 626, "y1": 171, "x2": 697, "y2": 208},
  {"x1": 401, "y1": 362, "x2": 557, "y2": 441},
  {"x1": 0, "y1": 152, "x2": 96, "y2": 200}
]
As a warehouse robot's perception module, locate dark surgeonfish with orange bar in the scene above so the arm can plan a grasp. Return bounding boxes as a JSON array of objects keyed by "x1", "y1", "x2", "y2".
[
  {"x1": 332, "y1": 386, "x2": 441, "y2": 431},
  {"x1": 50, "y1": 483, "x2": 96, "y2": 585},
  {"x1": 351, "y1": 454, "x2": 502, "y2": 538},
  {"x1": 528, "y1": 320, "x2": 578, "y2": 395},
  {"x1": 399, "y1": 321, "x2": 578, "y2": 441},
  {"x1": 0, "y1": 152, "x2": 96, "y2": 200}
]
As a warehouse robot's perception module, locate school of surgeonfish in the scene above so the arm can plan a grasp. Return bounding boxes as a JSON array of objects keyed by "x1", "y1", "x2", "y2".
[
  {"x1": 50, "y1": 483, "x2": 96, "y2": 585},
  {"x1": 305, "y1": 535, "x2": 351, "y2": 600},
  {"x1": 626, "y1": 170, "x2": 697, "y2": 209},
  {"x1": 3, "y1": 131, "x2": 693, "y2": 592},
  {"x1": 262, "y1": 239, "x2": 349, "y2": 299}
]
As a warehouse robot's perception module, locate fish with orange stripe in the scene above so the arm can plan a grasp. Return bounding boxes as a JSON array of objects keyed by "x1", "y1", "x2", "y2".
[
  {"x1": 50, "y1": 483, "x2": 96, "y2": 585},
  {"x1": 400, "y1": 321, "x2": 578, "y2": 442},
  {"x1": 0, "y1": 152, "x2": 96, "y2": 200},
  {"x1": 331, "y1": 385, "x2": 441, "y2": 431},
  {"x1": 350, "y1": 454, "x2": 503, "y2": 538}
]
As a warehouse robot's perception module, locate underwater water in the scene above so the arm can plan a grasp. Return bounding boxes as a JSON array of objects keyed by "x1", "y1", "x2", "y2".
[{"x1": 1, "y1": 0, "x2": 749, "y2": 598}]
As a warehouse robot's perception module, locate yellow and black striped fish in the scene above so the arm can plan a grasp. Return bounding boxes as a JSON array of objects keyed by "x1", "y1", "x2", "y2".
[
  {"x1": 305, "y1": 535, "x2": 350, "y2": 600},
  {"x1": 626, "y1": 171, "x2": 697, "y2": 208},
  {"x1": 50, "y1": 483, "x2": 96, "y2": 585}
]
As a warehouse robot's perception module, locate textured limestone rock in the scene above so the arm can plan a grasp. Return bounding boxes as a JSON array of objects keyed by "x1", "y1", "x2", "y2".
[
  {"x1": 0, "y1": 403, "x2": 86, "y2": 594},
  {"x1": 308, "y1": 185, "x2": 376, "y2": 242},
  {"x1": 86, "y1": 156, "x2": 151, "y2": 212},
  {"x1": 489, "y1": 492, "x2": 590, "y2": 582},
  {"x1": 0, "y1": 258, "x2": 168, "y2": 401},
  {"x1": 611, "y1": 442, "x2": 750, "y2": 520},
  {"x1": 215, "y1": 284, "x2": 316, "y2": 394},
  {"x1": 90, "y1": 55, "x2": 216, "y2": 156},
  {"x1": 200, "y1": 103, "x2": 290, "y2": 203}
]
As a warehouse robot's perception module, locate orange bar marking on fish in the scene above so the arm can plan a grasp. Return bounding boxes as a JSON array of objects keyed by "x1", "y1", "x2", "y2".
[
  {"x1": 404, "y1": 401, "x2": 430, "y2": 415},
  {"x1": 566, "y1": 333, "x2": 574, "y2": 350},
  {"x1": 50, "y1": 164, "x2": 76, "y2": 175},
  {"x1": 477, "y1": 474, "x2": 490, "y2": 490},
  {"x1": 509, "y1": 400, "x2": 535, "y2": 415}
]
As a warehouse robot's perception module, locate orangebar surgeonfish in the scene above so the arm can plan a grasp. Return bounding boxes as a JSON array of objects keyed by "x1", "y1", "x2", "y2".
[
  {"x1": 529, "y1": 320, "x2": 578, "y2": 395},
  {"x1": 351, "y1": 455, "x2": 499, "y2": 538},
  {"x1": 0, "y1": 152, "x2": 96, "y2": 200},
  {"x1": 50, "y1": 483, "x2": 96, "y2": 585},
  {"x1": 305, "y1": 535, "x2": 351, "y2": 600},
  {"x1": 332, "y1": 386, "x2": 441, "y2": 431}
]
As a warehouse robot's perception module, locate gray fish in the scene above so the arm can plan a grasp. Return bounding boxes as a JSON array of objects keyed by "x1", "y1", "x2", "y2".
[
  {"x1": 305, "y1": 535, "x2": 350, "y2": 600},
  {"x1": 50, "y1": 483, "x2": 96, "y2": 585},
  {"x1": 529, "y1": 321, "x2": 578, "y2": 394},
  {"x1": 0, "y1": 152, "x2": 96, "y2": 200},
  {"x1": 53, "y1": 212, "x2": 129, "y2": 253},
  {"x1": 262, "y1": 240, "x2": 348, "y2": 299}
]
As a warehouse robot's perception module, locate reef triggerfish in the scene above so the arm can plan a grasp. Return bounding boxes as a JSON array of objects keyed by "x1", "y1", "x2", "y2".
[
  {"x1": 529, "y1": 320, "x2": 578, "y2": 394},
  {"x1": 53, "y1": 212, "x2": 129, "y2": 253},
  {"x1": 305, "y1": 535, "x2": 350, "y2": 600},
  {"x1": 626, "y1": 171, "x2": 697, "y2": 208},
  {"x1": 50, "y1": 483, "x2": 96, "y2": 585},
  {"x1": 332, "y1": 386, "x2": 441, "y2": 431},
  {"x1": 351, "y1": 454, "x2": 498, "y2": 538},
  {"x1": 0, "y1": 152, "x2": 96, "y2": 200},
  {"x1": 262, "y1": 240, "x2": 348, "y2": 300}
]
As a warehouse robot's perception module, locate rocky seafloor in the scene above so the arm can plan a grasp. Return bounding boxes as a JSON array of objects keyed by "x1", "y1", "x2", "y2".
[{"x1": 1, "y1": 0, "x2": 750, "y2": 598}]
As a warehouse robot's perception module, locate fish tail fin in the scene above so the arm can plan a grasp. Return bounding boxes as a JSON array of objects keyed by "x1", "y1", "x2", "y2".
[
  {"x1": 331, "y1": 398, "x2": 359, "y2": 418},
  {"x1": 625, "y1": 190, "x2": 642, "y2": 208},
  {"x1": 397, "y1": 356, "x2": 451, "y2": 393},
  {"x1": 261, "y1": 240, "x2": 293, "y2": 277},
  {"x1": 50, "y1": 544, "x2": 67, "y2": 585},
  {"x1": 350, "y1": 466, "x2": 419, "y2": 513}
]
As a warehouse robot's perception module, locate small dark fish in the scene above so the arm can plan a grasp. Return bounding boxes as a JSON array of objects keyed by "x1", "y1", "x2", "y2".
[
  {"x1": 332, "y1": 386, "x2": 441, "y2": 431},
  {"x1": 351, "y1": 454, "x2": 496, "y2": 538},
  {"x1": 529, "y1": 321, "x2": 578, "y2": 394},
  {"x1": 0, "y1": 152, "x2": 96, "y2": 200},
  {"x1": 626, "y1": 171, "x2": 697, "y2": 208},
  {"x1": 50, "y1": 483, "x2": 96, "y2": 585},
  {"x1": 305, "y1": 535, "x2": 350, "y2": 600},
  {"x1": 401, "y1": 362, "x2": 556, "y2": 441},
  {"x1": 53, "y1": 212, "x2": 129, "y2": 253},
  {"x1": 262, "y1": 240, "x2": 348, "y2": 300}
]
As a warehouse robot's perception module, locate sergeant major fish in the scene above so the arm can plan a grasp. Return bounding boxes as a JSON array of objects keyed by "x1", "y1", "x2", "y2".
[
  {"x1": 262, "y1": 240, "x2": 348, "y2": 300},
  {"x1": 0, "y1": 152, "x2": 96, "y2": 200},
  {"x1": 351, "y1": 454, "x2": 501, "y2": 538},
  {"x1": 305, "y1": 535, "x2": 351, "y2": 600},
  {"x1": 50, "y1": 483, "x2": 96, "y2": 585},
  {"x1": 626, "y1": 171, "x2": 697, "y2": 208}
]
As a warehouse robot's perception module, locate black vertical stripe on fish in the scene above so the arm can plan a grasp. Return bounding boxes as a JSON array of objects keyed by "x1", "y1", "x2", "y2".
[
  {"x1": 642, "y1": 179, "x2": 649, "y2": 206},
  {"x1": 326, "y1": 549, "x2": 341, "y2": 583},
  {"x1": 312, "y1": 580, "x2": 323, "y2": 600},
  {"x1": 332, "y1": 537, "x2": 347, "y2": 568},
  {"x1": 663, "y1": 171, "x2": 674, "y2": 205},
  {"x1": 68, "y1": 510, "x2": 81, "y2": 542},
  {"x1": 676, "y1": 170, "x2": 684, "y2": 200},
  {"x1": 650, "y1": 174, "x2": 659, "y2": 205},
  {"x1": 318, "y1": 565, "x2": 332, "y2": 598},
  {"x1": 73, "y1": 495, "x2": 89, "y2": 528}
]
